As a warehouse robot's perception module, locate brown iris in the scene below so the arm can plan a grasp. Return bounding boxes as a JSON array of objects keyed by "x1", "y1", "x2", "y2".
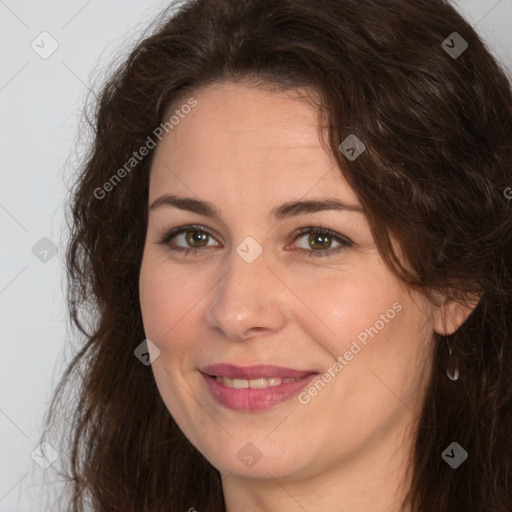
[
  {"x1": 308, "y1": 233, "x2": 332, "y2": 250},
  {"x1": 185, "y1": 230, "x2": 209, "y2": 247}
]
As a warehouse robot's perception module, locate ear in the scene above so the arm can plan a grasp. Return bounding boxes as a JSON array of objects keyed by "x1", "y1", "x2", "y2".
[{"x1": 433, "y1": 294, "x2": 480, "y2": 336}]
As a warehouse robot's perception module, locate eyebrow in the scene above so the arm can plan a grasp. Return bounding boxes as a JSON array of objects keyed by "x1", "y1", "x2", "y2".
[{"x1": 148, "y1": 194, "x2": 364, "y2": 221}]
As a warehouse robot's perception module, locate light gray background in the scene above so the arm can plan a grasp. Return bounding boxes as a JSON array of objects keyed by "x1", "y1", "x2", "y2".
[{"x1": 0, "y1": 1, "x2": 511, "y2": 510}]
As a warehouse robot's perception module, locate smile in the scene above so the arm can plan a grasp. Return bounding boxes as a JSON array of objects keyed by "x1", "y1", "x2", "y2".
[{"x1": 201, "y1": 372, "x2": 318, "y2": 412}]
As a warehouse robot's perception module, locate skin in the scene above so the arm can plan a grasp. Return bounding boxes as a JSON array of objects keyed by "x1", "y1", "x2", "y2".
[{"x1": 139, "y1": 81, "x2": 473, "y2": 512}]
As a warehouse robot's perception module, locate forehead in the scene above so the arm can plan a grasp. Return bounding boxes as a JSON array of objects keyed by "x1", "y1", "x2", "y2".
[{"x1": 149, "y1": 82, "x2": 359, "y2": 209}]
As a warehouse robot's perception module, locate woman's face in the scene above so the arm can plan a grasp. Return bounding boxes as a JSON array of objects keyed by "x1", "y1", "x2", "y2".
[{"x1": 139, "y1": 81, "x2": 438, "y2": 482}]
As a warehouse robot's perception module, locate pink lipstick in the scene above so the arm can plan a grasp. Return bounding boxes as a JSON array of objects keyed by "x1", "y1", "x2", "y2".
[{"x1": 200, "y1": 364, "x2": 318, "y2": 411}]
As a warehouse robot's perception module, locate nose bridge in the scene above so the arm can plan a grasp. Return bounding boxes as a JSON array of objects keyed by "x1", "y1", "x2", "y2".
[{"x1": 206, "y1": 240, "x2": 286, "y2": 339}]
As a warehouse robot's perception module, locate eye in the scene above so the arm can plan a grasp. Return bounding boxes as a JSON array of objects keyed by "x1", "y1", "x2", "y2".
[
  {"x1": 158, "y1": 224, "x2": 219, "y2": 256},
  {"x1": 157, "y1": 224, "x2": 352, "y2": 258},
  {"x1": 292, "y1": 227, "x2": 352, "y2": 258}
]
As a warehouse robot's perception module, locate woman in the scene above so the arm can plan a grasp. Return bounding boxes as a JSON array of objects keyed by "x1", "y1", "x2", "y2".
[{"x1": 42, "y1": 0, "x2": 512, "y2": 510}]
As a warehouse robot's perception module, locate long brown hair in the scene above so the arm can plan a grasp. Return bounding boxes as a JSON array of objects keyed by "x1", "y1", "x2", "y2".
[{"x1": 42, "y1": 0, "x2": 512, "y2": 510}]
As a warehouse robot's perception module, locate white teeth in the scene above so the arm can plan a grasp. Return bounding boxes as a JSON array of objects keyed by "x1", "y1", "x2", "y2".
[
  {"x1": 232, "y1": 378, "x2": 249, "y2": 389},
  {"x1": 215, "y1": 376, "x2": 301, "y2": 388},
  {"x1": 246, "y1": 378, "x2": 268, "y2": 389}
]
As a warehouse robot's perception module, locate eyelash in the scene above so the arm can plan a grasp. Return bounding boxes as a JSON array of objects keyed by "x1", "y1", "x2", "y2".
[{"x1": 157, "y1": 223, "x2": 352, "y2": 258}]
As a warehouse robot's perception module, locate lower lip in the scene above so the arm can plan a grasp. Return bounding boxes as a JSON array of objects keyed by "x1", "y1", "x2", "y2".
[{"x1": 201, "y1": 372, "x2": 318, "y2": 411}]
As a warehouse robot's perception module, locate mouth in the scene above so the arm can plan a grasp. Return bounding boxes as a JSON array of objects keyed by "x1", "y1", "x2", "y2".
[{"x1": 199, "y1": 363, "x2": 319, "y2": 411}]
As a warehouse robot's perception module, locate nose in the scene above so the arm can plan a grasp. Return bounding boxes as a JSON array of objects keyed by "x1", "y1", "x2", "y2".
[{"x1": 205, "y1": 246, "x2": 288, "y2": 341}]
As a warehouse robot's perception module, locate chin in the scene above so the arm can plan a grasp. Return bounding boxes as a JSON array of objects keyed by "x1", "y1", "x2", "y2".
[{"x1": 204, "y1": 440, "x2": 311, "y2": 480}]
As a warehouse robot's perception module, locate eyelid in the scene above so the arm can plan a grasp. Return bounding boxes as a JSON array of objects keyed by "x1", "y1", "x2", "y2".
[
  {"x1": 294, "y1": 226, "x2": 352, "y2": 246},
  {"x1": 159, "y1": 223, "x2": 220, "y2": 248}
]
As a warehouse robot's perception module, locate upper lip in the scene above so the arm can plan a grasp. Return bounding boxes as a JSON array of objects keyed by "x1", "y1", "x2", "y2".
[{"x1": 200, "y1": 363, "x2": 318, "y2": 380}]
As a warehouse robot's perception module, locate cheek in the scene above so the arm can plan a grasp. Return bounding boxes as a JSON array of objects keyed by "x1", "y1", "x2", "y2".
[
  {"x1": 139, "y1": 258, "x2": 210, "y2": 364},
  {"x1": 139, "y1": 259, "x2": 183, "y2": 342},
  {"x1": 298, "y1": 265, "x2": 402, "y2": 354}
]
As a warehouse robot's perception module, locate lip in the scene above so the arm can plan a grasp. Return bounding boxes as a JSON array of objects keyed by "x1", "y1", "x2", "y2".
[
  {"x1": 200, "y1": 363, "x2": 316, "y2": 380},
  {"x1": 200, "y1": 365, "x2": 319, "y2": 412}
]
